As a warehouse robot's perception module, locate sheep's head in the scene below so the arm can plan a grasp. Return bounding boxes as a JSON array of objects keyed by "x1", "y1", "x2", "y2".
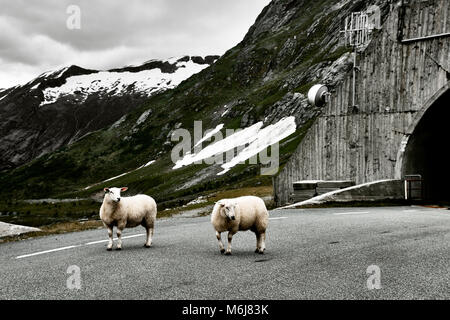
[
  {"x1": 104, "y1": 187, "x2": 128, "y2": 203},
  {"x1": 217, "y1": 200, "x2": 237, "y2": 221}
]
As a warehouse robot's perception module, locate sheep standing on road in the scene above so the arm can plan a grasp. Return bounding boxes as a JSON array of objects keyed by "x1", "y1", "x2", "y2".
[
  {"x1": 211, "y1": 196, "x2": 269, "y2": 255},
  {"x1": 100, "y1": 187, "x2": 157, "y2": 250}
]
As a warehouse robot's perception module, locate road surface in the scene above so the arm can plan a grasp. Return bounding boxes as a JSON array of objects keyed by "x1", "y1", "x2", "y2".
[{"x1": 0, "y1": 206, "x2": 449, "y2": 299}]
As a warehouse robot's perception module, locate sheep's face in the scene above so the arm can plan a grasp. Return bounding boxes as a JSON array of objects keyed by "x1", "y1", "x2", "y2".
[
  {"x1": 104, "y1": 187, "x2": 128, "y2": 203},
  {"x1": 218, "y1": 200, "x2": 237, "y2": 221}
]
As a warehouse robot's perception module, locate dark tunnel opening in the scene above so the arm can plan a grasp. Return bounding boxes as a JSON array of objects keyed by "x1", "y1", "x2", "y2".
[{"x1": 402, "y1": 89, "x2": 450, "y2": 202}]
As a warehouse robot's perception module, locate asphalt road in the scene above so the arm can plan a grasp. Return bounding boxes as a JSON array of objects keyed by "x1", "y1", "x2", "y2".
[{"x1": 0, "y1": 206, "x2": 449, "y2": 300}]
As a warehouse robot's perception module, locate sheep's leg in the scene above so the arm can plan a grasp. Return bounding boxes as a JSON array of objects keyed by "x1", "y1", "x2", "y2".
[
  {"x1": 225, "y1": 232, "x2": 235, "y2": 255},
  {"x1": 106, "y1": 226, "x2": 113, "y2": 251},
  {"x1": 145, "y1": 227, "x2": 153, "y2": 248},
  {"x1": 116, "y1": 228, "x2": 123, "y2": 250},
  {"x1": 255, "y1": 233, "x2": 262, "y2": 253},
  {"x1": 258, "y1": 232, "x2": 266, "y2": 254},
  {"x1": 216, "y1": 231, "x2": 225, "y2": 254}
]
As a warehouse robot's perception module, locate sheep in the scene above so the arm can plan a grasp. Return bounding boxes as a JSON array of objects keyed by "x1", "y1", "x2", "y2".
[
  {"x1": 100, "y1": 187, "x2": 157, "y2": 250},
  {"x1": 211, "y1": 196, "x2": 269, "y2": 255}
]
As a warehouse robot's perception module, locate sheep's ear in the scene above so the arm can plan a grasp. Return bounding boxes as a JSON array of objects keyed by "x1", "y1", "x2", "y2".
[
  {"x1": 121, "y1": 187, "x2": 128, "y2": 192},
  {"x1": 217, "y1": 200, "x2": 225, "y2": 207},
  {"x1": 104, "y1": 188, "x2": 109, "y2": 193}
]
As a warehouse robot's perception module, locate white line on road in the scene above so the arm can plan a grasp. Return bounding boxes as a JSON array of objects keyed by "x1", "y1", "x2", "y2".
[
  {"x1": 84, "y1": 239, "x2": 110, "y2": 246},
  {"x1": 333, "y1": 211, "x2": 370, "y2": 216},
  {"x1": 16, "y1": 245, "x2": 81, "y2": 259},
  {"x1": 269, "y1": 217, "x2": 288, "y2": 220},
  {"x1": 16, "y1": 233, "x2": 146, "y2": 259}
]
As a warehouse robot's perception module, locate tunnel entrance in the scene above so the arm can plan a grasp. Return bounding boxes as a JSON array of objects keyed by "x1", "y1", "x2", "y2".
[{"x1": 401, "y1": 89, "x2": 450, "y2": 202}]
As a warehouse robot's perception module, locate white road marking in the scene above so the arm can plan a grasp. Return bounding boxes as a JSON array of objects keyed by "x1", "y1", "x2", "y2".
[
  {"x1": 84, "y1": 239, "x2": 110, "y2": 246},
  {"x1": 333, "y1": 211, "x2": 370, "y2": 216},
  {"x1": 402, "y1": 210, "x2": 418, "y2": 212},
  {"x1": 269, "y1": 217, "x2": 288, "y2": 220},
  {"x1": 16, "y1": 245, "x2": 80, "y2": 259},
  {"x1": 16, "y1": 233, "x2": 146, "y2": 259}
]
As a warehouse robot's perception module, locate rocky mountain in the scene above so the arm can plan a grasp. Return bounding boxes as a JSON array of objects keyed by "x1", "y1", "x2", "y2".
[
  {"x1": 0, "y1": 0, "x2": 391, "y2": 204},
  {"x1": 0, "y1": 56, "x2": 218, "y2": 170}
]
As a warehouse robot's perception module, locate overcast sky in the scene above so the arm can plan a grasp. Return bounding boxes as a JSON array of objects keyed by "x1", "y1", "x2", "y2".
[{"x1": 0, "y1": 0, "x2": 271, "y2": 88}]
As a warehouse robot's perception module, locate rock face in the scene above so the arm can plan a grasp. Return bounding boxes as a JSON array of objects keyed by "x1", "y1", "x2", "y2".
[{"x1": 0, "y1": 56, "x2": 219, "y2": 170}]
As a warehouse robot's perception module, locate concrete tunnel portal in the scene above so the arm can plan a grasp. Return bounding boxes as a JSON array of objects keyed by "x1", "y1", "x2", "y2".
[{"x1": 401, "y1": 89, "x2": 450, "y2": 202}]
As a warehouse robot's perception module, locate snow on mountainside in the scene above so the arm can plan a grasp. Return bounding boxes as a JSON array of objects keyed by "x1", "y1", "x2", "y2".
[
  {"x1": 0, "y1": 55, "x2": 219, "y2": 170},
  {"x1": 40, "y1": 58, "x2": 213, "y2": 107},
  {"x1": 173, "y1": 117, "x2": 296, "y2": 175}
]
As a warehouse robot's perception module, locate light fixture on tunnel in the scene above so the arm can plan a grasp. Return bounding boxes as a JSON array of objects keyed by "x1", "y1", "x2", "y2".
[{"x1": 307, "y1": 84, "x2": 329, "y2": 107}]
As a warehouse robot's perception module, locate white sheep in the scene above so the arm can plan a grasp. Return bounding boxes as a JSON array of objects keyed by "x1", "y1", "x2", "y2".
[
  {"x1": 100, "y1": 187, "x2": 157, "y2": 250},
  {"x1": 211, "y1": 196, "x2": 269, "y2": 255}
]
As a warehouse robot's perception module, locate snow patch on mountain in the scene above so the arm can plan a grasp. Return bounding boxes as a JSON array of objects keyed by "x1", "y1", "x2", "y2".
[
  {"x1": 110, "y1": 115, "x2": 127, "y2": 129},
  {"x1": 0, "y1": 87, "x2": 16, "y2": 101},
  {"x1": 140, "y1": 160, "x2": 155, "y2": 168},
  {"x1": 40, "y1": 59, "x2": 210, "y2": 107},
  {"x1": 30, "y1": 83, "x2": 40, "y2": 90},
  {"x1": 218, "y1": 117, "x2": 296, "y2": 175},
  {"x1": 173, "y1": 117, "x2": 296, "y2": 175},
  {"x1": 194, "y1": 123, "x2": 224, "y2": 147},
  {"x1": 136, "y1": 109, "x2": 152, "y2": 126},
  {"x1": 83, "y1": 159, "x2": 157, "y2": 190}
]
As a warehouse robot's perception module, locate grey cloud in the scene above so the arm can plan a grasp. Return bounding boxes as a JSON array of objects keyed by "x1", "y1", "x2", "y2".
[{"x1": 0, "y1": 0, "x2": 271, "y2": 88}]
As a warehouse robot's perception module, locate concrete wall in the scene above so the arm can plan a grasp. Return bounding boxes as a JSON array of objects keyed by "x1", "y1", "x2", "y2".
[
  {"x1": 284, "y1": 179, "x2": 404, "y2": 208},
  {"x1": 275, "y1": 0, "x2": 450, "y2": 205}
]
